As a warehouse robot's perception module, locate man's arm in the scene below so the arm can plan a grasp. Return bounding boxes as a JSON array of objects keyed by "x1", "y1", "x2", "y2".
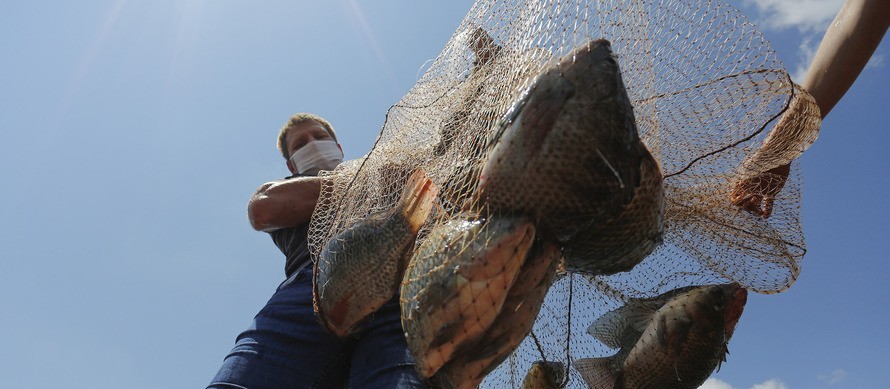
[
  {"x1": 802, "y1": 0, "x2": 890, "y2": 118},
  {"x1": 248, "y1": 176, "x2": 322, "y2": 232},
  {"x1": 730, "y1": 0, "x2": 889, "y2": 218}
]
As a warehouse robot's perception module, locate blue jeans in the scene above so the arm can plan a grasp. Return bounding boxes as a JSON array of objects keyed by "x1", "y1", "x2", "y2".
[{"x1": 208, "y1": 266, "x2": 428, "y2": 389}]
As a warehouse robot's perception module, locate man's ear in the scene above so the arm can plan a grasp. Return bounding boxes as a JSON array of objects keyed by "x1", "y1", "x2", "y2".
[{"x1": 286, "y1": 159, "x2": 297, "y2": 174}]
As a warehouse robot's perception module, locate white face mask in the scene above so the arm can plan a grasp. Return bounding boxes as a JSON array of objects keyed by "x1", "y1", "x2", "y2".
[{"x1": 290, "y1": 139, "x2": 344, "y2": 175}]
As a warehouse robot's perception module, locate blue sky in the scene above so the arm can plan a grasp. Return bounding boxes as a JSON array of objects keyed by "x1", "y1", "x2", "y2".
[{"x1": 0, "y1": 1, "x2": 886, "y2": 388}]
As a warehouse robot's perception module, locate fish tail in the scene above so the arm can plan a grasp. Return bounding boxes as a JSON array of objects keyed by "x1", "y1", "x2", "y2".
[
  {"x1": 574, "y1": 357, "x2": 619, "y2": 389},
  {"x1": 397, "y1": 169, "x2": 439, "y2": 233}
]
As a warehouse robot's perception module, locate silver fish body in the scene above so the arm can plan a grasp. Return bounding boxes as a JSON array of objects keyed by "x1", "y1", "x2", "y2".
[
  {"x1": 576, "y1": 283, "x2": 748, "y2": 389},
  {"x1": 479, "y1": 39, "x2": 657, "y2": 243},
  {"x1": 400, "y1": 214, "x2": 536, "y2": 379},
  {"x1": 431, "y1": 240, "x2": 560, "y2": 389},
  {"x1": 314, "y1": 170, "x2": 438, "y2": 337},
  {"x1": 561, "y1": 152, "x2": 664, "y2": 275},
  {"x1": 521, "y1": 361, "x2": 565, "y2": 389}
]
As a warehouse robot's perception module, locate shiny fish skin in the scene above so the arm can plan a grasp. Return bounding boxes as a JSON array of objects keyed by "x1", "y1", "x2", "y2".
[
  {"x1": 576, "y1": 283, "x2": 748, "y2": 389},
  {"x1": 562, "y1": 153, "x2": 664, "y2": 276},
  {"x1": 432, "y1": 240, "x2": 560, "y2": 389},
  {"x1": 520, "y1": 361, "x2": 565, "y2": 389},
  {"x1": 314, "y1": 169, "x2": 438, "y2": 337},
  {"x1": 401, "y1": 215, "x2": 536, "y2": 379},
  {"x1": 479, "y1": 39, "x2": 656, "y2": 242}
]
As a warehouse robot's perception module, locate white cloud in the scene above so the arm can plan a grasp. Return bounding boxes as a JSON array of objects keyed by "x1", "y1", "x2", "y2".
[
  {"x1": 791, "y1": 36, "x2": 818, "y2": 82},
  {"x1": 698, "y1": 378, "x2": 789, "y2": 389},
  {"x1": 866, "y1": 53, "x2": 885, "y2": 69},
  {"x1": 750, "y1": 379, "x2": 789, "y2": 389},
  {"x1": 744, "y1": 0, "x2": 843, "y2": 32},
  {"x1": 701, "y1": 378, "x2": 735, "y2": 389},
  {"x1": 817, "y1": 369, "x2": 848, "y2": 385}
]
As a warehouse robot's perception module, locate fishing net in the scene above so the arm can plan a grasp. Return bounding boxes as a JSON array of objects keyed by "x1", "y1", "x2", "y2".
[{"x1": 307, "y1": 0, "x2": 820, "y2": 387}]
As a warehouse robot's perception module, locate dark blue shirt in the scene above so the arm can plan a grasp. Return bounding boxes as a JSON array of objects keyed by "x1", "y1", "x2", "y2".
[
  {"x1": 269, "y1": 222, "x2": 311, "y2": 278},
  {"x1": 267, "y1": 173, "x2": 314, "y2": 278}
]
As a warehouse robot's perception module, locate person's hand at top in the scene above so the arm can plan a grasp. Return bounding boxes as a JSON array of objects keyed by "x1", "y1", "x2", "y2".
[
  {"x1": 730, "y1": 0, "x2": 889, "y2": 218},
  {"x1": 730, "y1": 162, "x2": 790, "y2": 218}
]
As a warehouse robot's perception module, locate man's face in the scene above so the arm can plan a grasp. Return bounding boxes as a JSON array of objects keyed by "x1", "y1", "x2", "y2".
[{"x1": 285, "y1": 120, "x2": 340, "y2": 174}]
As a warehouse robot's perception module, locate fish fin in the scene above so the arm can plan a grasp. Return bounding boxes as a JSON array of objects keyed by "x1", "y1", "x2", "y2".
[
  {"x1": 716, "y1": 343, "x2": 730, "y2": 372},
  {"x1": 588, "y1": 309, "x2": 626, "y2": 349},
  {"x1": 614, "y1": 371, "x2": 627, "y2": 389},
  {"x1": 590, "y1": 300, "x2": 655, "y2": 349},
  {"x1": 623, "y1": 300, "x2": 658, "y2": 333},
  {"x1": 397, "y1": 169, "x2": 439, "y2": 234},
  {"x1": 574, "y1": 357, "x2": 619, "y2": 389}
]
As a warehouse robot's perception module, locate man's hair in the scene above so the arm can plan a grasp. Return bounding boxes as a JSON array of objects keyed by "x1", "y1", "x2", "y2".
[{"x1": 277, "y1": 113, "x2": 338, "y2": 160}]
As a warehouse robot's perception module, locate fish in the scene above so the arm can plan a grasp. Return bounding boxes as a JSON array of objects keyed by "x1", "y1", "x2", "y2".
[
  {"x1": 439, "y1": 159, "x2": 484, "y2": 216},
  {"x1": 313, "y1": 169, "x2": 438, "y2": 337},
  {"x1": 478, "y1": 39, "x2": 658, "y2": 243},
  {"x1": 431, "y1": 240, "x2": 560, "y2": 389},
  {"x1": 400, "y1": 214, "x2": 536, "y2": 379},
  {"x1": 521, "y1": 361, "x2": 565, "y2": 389},
  {"x1": 575, "y1": 283, "x2": 748, "y2": 389},
  {"x1": 433, "y1": 27, "x2": 503, "y2": 158},
  {"x1": 561, "y1": 152, "x2": 664, "y2": 276},
  {"x1": 435, "y1": 27, "x2": 546, "y2": 216}
]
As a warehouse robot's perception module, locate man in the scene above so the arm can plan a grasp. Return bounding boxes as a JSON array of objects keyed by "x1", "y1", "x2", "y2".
[{"x1": 208, "y1": 113, "x2": 427, "y2": 388}]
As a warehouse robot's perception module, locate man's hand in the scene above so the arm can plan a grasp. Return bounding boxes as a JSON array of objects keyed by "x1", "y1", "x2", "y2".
[
  {"x1": 729, "y1": 163, "x2": 790, "y2": 218},
  {"x1": 727, "y1": 87, "x2": 818, "y2": 219}
]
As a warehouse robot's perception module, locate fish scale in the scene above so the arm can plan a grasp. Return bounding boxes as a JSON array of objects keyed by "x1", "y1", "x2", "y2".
[
  {"x1": 576, "y1": 283, "x2": 747, "y2": 389},
  {"x1": 562, "y1": 146, "x2": 664, "y2": 276},
  {"x1": 478, "y1": 39, "x2": 655, "y2": 245},
  {"x1": 401, "y1": 215, "x2": 535, "y2": 379},
  {"x1": 520, "y1": 361, "x2": 565, "y2": 389},
  {"x1": 432, "y1": 240, "x2": 561, "y2": 389},
  {"x1": 314, "y1": 169, "x2": 438, "y2": 337}
]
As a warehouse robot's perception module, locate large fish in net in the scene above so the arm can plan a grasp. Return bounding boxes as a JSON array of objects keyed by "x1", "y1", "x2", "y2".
[
  {"x1": 306, "y1": 0, "x2": 821, "y2": 387},
  {"x1": 576, "y1": 283, "x2": 747, "y2": 389},
  {"x1": 477, "y1": 38, "x2": 664, "y2": 276}
]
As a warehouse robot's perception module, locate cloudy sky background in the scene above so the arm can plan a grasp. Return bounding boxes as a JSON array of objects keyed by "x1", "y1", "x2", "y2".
[{"x1": 1, "y1": 1, "x2": 886, "y2": 388}]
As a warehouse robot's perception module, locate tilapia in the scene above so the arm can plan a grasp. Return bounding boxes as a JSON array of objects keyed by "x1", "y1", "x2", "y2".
[
  {"x1": 561, "y1": 152, "x2": 664, "y2": 276},
  {"x1": 436, "y1": 27, "x2": 545, "y2": 216},
  {"x1": 521, "y1": 361, "x2": 565, "y2": 389},
  {"x1": 434, "y1": 27, "x2": 503, "y2": 158},
  {"x1": 314, "y1": 169, "x2": 438, "y2": 337},
  {"x1": 401, "y1": 214, "x2": 536, "y2": 379},
  {"x1": 431, "y1": 240, "x2": 560, "y2": 389},
  {"x1": 478, "y1": 39, "x2": 658, "y2": 242},
  {"x1": 575, "y1": 283, "x2": 748, "y2": 389}
]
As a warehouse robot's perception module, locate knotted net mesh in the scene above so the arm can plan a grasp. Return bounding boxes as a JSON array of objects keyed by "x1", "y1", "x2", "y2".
[{"x1": 307, "y1": 0, "x2": 820, "y2": 387}]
